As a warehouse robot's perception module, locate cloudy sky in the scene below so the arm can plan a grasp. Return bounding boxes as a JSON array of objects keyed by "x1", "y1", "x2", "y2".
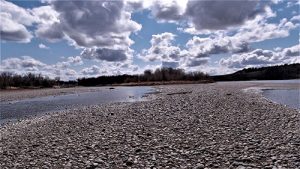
[{"x1": 1, "y1": 0, "x2": 299, "y2": 80}]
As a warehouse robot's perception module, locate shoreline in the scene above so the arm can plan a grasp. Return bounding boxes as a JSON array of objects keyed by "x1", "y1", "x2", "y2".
[{"x1": 1, "y1": 82, "x2": 299, "y2": 168}]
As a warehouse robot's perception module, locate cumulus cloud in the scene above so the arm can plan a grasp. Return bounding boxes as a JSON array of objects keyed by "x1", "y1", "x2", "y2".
[
  {"x1": 183, "y1": 11, "x2": 298, "y2": 58},
  {"x1": 31, "y1": 5, "x2": 59, "y2": 25},
  {"x1": 81, "y1": 65, "x2": 102, "y2": 76},
  {"x1": 33, "y1": 0, "x2": 142, "y2": 63},
  {"x1": 280, "y1": 44, "x2": 300, "y2": 59},
  {"x1": 1, "y1": 56, "x2": 46, "y2": 72},
  {"x1": 186, "y1": 36, "x2": 250, "y2": 58},
  {"x1": 66, "y1": 56, "x2": 83, "y2": 65},
  {"x1": 0, "y1": 0, "x2": 36, "y2": 26},
  {"x1": 185, "y1": 0, "x2": 266, "y2": 30},
  {"x1": 0, "y1": 1, "x2": 59, "y2": 43},
  {"x1": 220, "y1": 44, "x2": 300, "y2": 69},
  {"x1": 139, "y1": 32, "x2": 187, "y2": 62},
  {"x1": 37, "y1": 0, "x2": 141, "y2": 50},
  {"x1": 65, "y1": 69, "x2": 77, "y2": 76},
  {"x1": 183, "y1": 58, "x2": 209, "y2": 67},
  {"x1": 35, "y1": 23, "x2": 64, "y2": 42},
  {"x1": 0, "y1": 56, "x2": 81, "y2": 81},
  {"x1": 38, "y1": 43, "x2": 49, "y2": 49},
  {"x1": 233, "y1": 17, "x2": 298, "y2": 44},
  {"x1": 0, "y1": 13, "x2": 33, "y2": 43},
  {"x1": 143, "y1": 0, "x2": 266, "y2": 30},
  {"x1": 148, "y1": 0, "x2": 187, "y2": 22}
]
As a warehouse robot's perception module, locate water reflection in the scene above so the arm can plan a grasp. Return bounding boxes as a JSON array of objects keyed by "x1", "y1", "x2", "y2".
[{"x1": 0, "y1": 86, "x2": 155, "y2": 124}]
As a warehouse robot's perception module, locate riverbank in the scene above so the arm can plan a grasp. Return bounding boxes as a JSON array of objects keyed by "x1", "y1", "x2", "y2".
[
  {"x1": 0, "y1": 87, "x2": 110, "y2": 102},
  {"x1": 1, "y1": 83, "x2": 299, "y2": 168},
  {"x1": 0, "y1": 80, "x2": 213, "y2": 102}
]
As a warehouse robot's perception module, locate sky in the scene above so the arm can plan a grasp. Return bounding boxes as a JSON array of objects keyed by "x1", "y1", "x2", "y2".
[{"x1": 0, "y1": 0, "x2": 299, "y2": 81}]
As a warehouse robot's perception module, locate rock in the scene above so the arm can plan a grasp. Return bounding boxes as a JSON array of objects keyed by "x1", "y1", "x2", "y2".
[
  {"x1": 135, "y1": 148, "x2": 142, "y2": 153},
  {"x1": 125, "y1": 161, "x2": 133, "y2": 166},
  {"x1": 194, "y1": 163, "x2": 204, "y2": 169},
  {"x1": 94, "y1": 158, "x2": 104, "y2": 164}
]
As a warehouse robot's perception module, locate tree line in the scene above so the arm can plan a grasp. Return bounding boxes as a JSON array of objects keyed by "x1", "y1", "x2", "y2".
[
  {"x1": 1, "y1": 64, "x2": 298, "y2": 89},
  {"x1": 77, "y1": 68, "x2": 210, "y2": 86},
  {"x1": 0, "y1": 68, "x2": 210, "y2": 89},
  {"x1": 0, "y1": 72, "x2": 58, "y2": 89},
  {"x1": 212, "y1": 63, "x2": 300, "y2": 81}
]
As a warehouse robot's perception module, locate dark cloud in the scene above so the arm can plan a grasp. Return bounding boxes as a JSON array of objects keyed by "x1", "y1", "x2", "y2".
[
  {"x1": 185, "y1": 0, "x2": 265, "y2": 30},
  {"x1": 150, "y1": 0, "x2": 185, "y2": 22},
  {"x1": 185, "y1": 58, "x2": 208, "y2": 67},
  {"x1": 0, "y1": 28, "x2": 31, "y2": 42},
  {"x1": 81, "y1": 48, "x2": 128, "y2": 62},
  {"x1": 36, "y1": 23, "x2": 64, "y2": 42}
]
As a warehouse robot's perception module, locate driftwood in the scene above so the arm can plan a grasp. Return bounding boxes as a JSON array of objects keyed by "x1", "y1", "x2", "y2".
[{"x1": 167, "y1": 91, "x2": 192, "y2": 95}]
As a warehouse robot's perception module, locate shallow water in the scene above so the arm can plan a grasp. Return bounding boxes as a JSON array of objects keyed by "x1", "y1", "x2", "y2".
[
  {"x1": 262, "y1": 89, "x2": 300, "y2": 110},
  {"x1": 250, "y1": 79, "x2": 300, "y2": 84},
  {"x1": 0, "y1": 86, "x2": 155, "y2": 124}
]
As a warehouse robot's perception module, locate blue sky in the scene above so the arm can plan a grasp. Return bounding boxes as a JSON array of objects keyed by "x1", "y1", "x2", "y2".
[{"x1": 1, "y1": 0, "x2": 299, "y2": 80}]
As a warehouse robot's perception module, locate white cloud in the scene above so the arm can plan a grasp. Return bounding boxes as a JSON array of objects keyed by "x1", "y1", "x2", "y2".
[
  {"x1": 291, "y1": 15, "x2": 300, "y2": 22},
  {"x1": 31, "y1": 5, "x2": 59, "y2": 25},
  {"x1": 0, "y1": 0, "x2": 46, "y2": 42},
  {"x1": 65, "y1": 69, "x2": 77, "y2": 77},
  {"x1": 139, "y1": 32, "x2": 187, "y2": 62},
  {"x1": 148, "y1": 0, "x2": 188, "y2": 23},
  {"x1": 186, "y1": 36, "x2": 250, "y2": 58},
  {"x1": 220, "y1": 44, "x2": 300, "y2": 69},
  {"x1": 0, "y1": 56, "x2": 46, "y2": 72},
  {"x1": 66, "y1": 56, "x2": 83, "y2": 65},
  {"x1": 32, "y1": 0, "x2": 142, "y2": 63},
  {"x1": 280, "y1": 44, "x2": 300, "y2": 59},
  {"x1": 0, "y1": 0, "x2": 36, "y2": 26},
  {"x1": 0, "y1": 13, "x2": 33, "y2": 43},
  {"x1": 0, "y1": 1, "x2": 59, "y2": 43},
  {"x1": 37, "y1": 0, "x2": 141, "y2": 50},
  {"x1": 181, "y1": 11, "x2": 298, "y2": 60},
  {"x1": 81, "y1": 65, "x2": 102, "y2": 76},
  {"x1": 0, "y1": 56, "x2": 81, "y2": 81},
  {"x1": 38, "y1": 43, "x2": 49, "y2": 49}
]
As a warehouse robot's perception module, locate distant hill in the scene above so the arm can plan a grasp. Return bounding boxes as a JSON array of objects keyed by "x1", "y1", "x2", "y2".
[{"x1": 212, "y1": 63, "x2": 300, "y2": 81}]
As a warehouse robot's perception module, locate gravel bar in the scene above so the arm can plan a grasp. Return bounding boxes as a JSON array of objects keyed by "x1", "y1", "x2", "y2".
[{"x1": 1, "y1": 83, "x2": 299, "y2": 168}]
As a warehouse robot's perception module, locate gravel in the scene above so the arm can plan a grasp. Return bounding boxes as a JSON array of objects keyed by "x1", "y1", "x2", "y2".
[{"x1": 1, "y1": 83, "x2": 299, "y2": 168}]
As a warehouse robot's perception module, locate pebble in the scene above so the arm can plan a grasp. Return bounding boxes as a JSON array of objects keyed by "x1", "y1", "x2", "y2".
[{"x1": 1, "y1": 83, "x2": 299, "y2": 168}]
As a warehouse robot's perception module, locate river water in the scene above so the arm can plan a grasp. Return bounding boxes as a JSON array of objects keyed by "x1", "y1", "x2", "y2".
[
  {"x1": 256, "y1": 80, "x2": 299, "y2": 110},
  {"x1": 262, "y1": 89, "x2": 299, "y2": 109},
  {"x1": 0, "y1": 86, "x2": 155, "y2": 124}
]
